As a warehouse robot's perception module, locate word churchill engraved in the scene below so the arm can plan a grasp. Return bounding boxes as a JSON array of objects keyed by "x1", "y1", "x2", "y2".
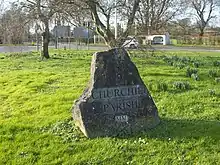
[
  {"x1": 91, "y1": 85, "x2": 147, "y2": 100},
  {"x1": 72, "y1": 48, "x2": 160, "y2": 138}
]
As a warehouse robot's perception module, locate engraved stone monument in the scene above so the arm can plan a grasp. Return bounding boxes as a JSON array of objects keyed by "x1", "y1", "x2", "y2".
[{"x1": 72, "y1": 48, "x2": 160, "y2": 138}]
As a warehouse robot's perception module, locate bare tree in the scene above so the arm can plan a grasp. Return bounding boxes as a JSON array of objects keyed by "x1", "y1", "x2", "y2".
[
  {"x1": 56, "y1": 1, "x2": 91, "y2": 27},
  {"x1": 190, "y1": 0, "x2": 216, "y2": 43},
  {"x1": 0, "y1": 0, "x2": 3, "y2": 10},
  {"x1": 59, "y1": 0, "x2": 141, "y2": 48},
  {"x1": 137, "y1": 0, "x2": 186, "y2": 34},
  {"x1": 0, "y1": 3, "x2": 28, "y2": 44},
  {"x1": 21, "y1": 0, "x2": 60, "y2": 58},
  {"x1": 168, "y1": 18, "x2": 194, "y2": 36},
  {"x1": 0, "y1": 0, "x2": 4, "y2": 11},
  {"x1": 0, "y1": 0, "x2": 4, "y2": 43}
]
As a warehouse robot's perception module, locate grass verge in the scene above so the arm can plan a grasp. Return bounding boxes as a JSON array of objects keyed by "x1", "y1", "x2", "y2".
[{"x1": 0, "y1": 50, "x2": 220, "y2": 164}]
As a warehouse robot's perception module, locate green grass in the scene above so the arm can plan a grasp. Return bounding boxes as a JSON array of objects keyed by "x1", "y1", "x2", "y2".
[{"x1": 0, "y1": 49, "x2": 220, "y2": 164}]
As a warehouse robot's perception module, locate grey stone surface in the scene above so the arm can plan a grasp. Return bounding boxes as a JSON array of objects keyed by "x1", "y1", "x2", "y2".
[{"x1": 72, "y1": 48, "x2": 160, "y2": 138}]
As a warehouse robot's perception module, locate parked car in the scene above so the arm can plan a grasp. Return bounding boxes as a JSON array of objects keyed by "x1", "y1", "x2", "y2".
[
  {"x1": 122, "y1": 37, "x2": 139, "y2": 49},
  {"x1": 152, "y1": 36, "x2": 164, "y2": 44}
]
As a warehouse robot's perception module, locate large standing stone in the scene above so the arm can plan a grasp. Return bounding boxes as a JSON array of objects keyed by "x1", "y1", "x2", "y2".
[{"x1": 72, "y1": 48, "x2": 160, "y2": 138}]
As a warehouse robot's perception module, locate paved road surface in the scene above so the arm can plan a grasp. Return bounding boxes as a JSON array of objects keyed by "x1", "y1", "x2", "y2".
[
  {"x1": 0, "y1": 46, "x2": 37, "y2": 53},
  {"x1": 0, "y1": 44, "x2": 220, "y2": 53},
  {"x1": 0, "y1": 44, "x2": 108, "y2": 53},
  {"x1": 152, "y1": 45, "x2": 220, "y2": 52}
]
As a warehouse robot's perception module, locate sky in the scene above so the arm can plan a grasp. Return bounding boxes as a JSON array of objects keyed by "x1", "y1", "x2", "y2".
[
  {"x1": 1, "y1": 0, "x2": 18, "y2": 9},
  {"x1": 2, "y1": 0, "x2": 220, "y2": 28}
]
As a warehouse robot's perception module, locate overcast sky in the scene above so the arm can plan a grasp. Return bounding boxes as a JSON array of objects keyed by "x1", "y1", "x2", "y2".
[
  {"x1": 2, "y1": 0, "x2": 17, "y2": 9},
  {"x1": 2, "y1": 0, "x2": 220, "y2": 27}
]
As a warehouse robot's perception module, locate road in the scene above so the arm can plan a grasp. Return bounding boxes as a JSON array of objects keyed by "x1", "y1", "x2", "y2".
[
  {"x1": 0, "y1": 46, "x2": 37, "y2": 53},
  {"x1": 0, "y1": 44, "x2": 220, "y2": 53},
  {"x1": 151, "y1": 45, "x2": 220, "y2": 52},
  {"x1": 0, "y1": 44, "x2": 107, "y2": 53}
]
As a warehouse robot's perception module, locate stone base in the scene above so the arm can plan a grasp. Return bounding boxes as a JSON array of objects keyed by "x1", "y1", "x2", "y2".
[{"x1": 72, "y1": 48, "x2": 160, "y2": 138}]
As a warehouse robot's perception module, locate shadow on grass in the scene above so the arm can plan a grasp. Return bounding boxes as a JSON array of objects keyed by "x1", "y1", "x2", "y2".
[
  {"x1": 113, "y1": 118, "x2": 220, "y2": 141},
  {"x1": 14, "y1": 118, "x2": 218, "y2": 142},
  {"x1": 136, "y1": 118, "x2": 220, "y2": 140},
  {"x1": 144, "y1": 72, "x2": 184, "y2": 77},
  {"x1": 51, "y1": 57, "x2": 72, "y2": 60},
  {"x1": 167, "y1": 89, "x2": 192, "y2": 95}
]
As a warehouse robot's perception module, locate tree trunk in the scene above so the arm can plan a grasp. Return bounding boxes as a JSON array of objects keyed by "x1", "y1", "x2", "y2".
[
  {"x1": 104, "y1": 32, "x2": 117, "y2": 48},
  {"x1": 88, "y1": 0, "x2": 140, "y2": 49},
  {"x1": 41, "y1": 21, "x2": 50, "y2": 59},
  {"x1": 199, "y1": 29, "x2": 204, "y2": 45}
]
